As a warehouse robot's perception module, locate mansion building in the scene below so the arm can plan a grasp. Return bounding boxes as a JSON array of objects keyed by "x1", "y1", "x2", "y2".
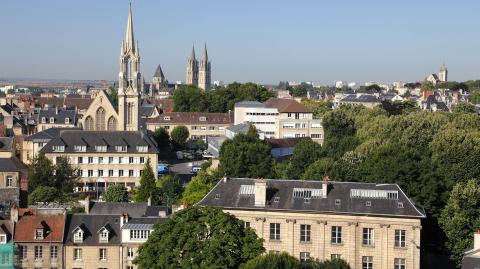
[{"x1": 199, "y1": 178, "x2": 425, "y2": 269}]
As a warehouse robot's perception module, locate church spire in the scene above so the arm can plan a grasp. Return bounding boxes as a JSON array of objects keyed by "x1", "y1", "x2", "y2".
[
  {"x1": 190, "y1": 44, "x2": 196, "y2": 61},
  {"x1": 124, "y1": 3, "x2": 136, "y2": 54},
  {"x1": 202, "y1": 42, "x2": 208, "y2": 61}
]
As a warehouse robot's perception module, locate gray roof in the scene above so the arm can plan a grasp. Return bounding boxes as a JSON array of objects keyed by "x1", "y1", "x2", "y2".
[
  {"x1": 141, "y1": 105, "x2": 156, "y2": 117},
  {"x1": 153, "y1": 65, "x2": 165, "y2": 78},
  {"x1": 121, "y1": 217, "x2": 167, "y2": 230},
  {"x1": 37, "y1": 108, "x2": 76, "y2": 124},
  {"x1": 89, "y1": 202, "x2": 167, "y2": 218},
  {"x1": 40, "y1": 130, "x2": 159, "y2": 154},
  {"x1": 0, "y1": 137, "x2": 13, "y2": 152},
  {"x1": 226, "y1": 123, "x2": 251, "y2": 134},
  {"x1": 235, "y1": 101, "x2": 265, "y2": 108},
  {"x1": 340, "y1": 94, "x2": 380, "y2": 103},
  {"x1": 64, "y1": 214, "x2": 121, "y2": 246},
  {"x1": 198, "y1": 178, "x2": 426, "y2": 219},
  {"x1": 0, "y1": 157, "x2": 27, "y2": 173},
  {"x1": 24, "y1": 127, "x2": 81, "y2": 142},
  {"x1": 0, "y1": 188, "x2": 19, "y2": 219}
]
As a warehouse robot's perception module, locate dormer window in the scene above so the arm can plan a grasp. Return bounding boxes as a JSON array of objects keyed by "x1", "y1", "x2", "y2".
[
  {"x1": 35, "y1": 228, "x2": 44, "y2": 240},
  {"x1": 74, "y1": 146, "x2": 86, "y2": 152},
  {"x1": 41, "y1": 117, "x2": 46, "y2": 123},
  {"x1": 116, "y1": 146, "x2": 127, "y2": 152},
  {"x1": 137, "y1": 146, "x2": 148, "y2": 152},
  {"x1": 96, "y1": 146, "x2": 107, "y2": 152},
  {"x1": 199, "y1": 116, "x2": 207, "y2": 122},
  {"x1": 163, "y1": 116, "x2": 171, "y2": 121},
  {"x1": 0, "y1": 235, "x2": 6, "y2": 244},
  {"x1": 65, "y1": 118, "x2": 70, "y2": 124},
  {"x1": 73, "y1": 228, "x2": 84, "y2": 243},
  {"x1": 50, "y1": 117, "x2": 55, "y2": 123},
  {"x1": 98, "y1": 227, "x2": 109, "y2": 243},
  {"x1": 52, "y1": 146, "x2": 65, "y2": 152}
]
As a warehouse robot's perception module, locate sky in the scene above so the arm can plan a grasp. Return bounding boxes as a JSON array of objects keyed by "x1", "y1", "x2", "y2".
[{"x1": 1, "y1": 0, "x2": 480, "y2": 85}]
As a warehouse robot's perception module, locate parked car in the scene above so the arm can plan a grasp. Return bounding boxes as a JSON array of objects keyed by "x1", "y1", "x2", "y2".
[
  {"x1": 191, "y1": 165, "x2": 201, "y2": 174},
  {"x1": 176, "y1": 151, "x2": 184, "y2": 160},
  {"x1": 157, "y1": 163, "x2": 169, "y2": 175}
]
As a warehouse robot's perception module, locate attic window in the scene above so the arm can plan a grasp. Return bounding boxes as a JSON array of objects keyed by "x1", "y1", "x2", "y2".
[
  {"x1": 116, "y1": 146, "x2": 127, "y2": 152},
  {"x1": 74, "y1": 146, "x2": 86, "y2": 152},
  {"x1": 35, "y1": 228, "x2": 44, "y2": 240},
  {"x1": 163, "y1": 116, "x2": 171, "y2": 121},
  {"x1": 137, "y1": 146, "x2": 148, "y2": 153},
  {"x1": 52, "y1": 146, "x2": 65, "y2": 152},
  {"x1": 350, "y1": 189, "x2": 399, "y2": 200},
  {"x1": 199, "y1": 116, "x2": 207, "y2": 121},
  {"x1": 366, "y1": 201, "x2": 371, "y2": 207},
  {"x1": 273, "y1": 197, "x2": 280, "y2": 203},
  {"x1": 214, "y1": 194, "x2": 221, "y2": 200},
  {"x1": 65, "y1": 118, "x2": 70, "y2": 124},
  {"x1": 0, "y1": 235, "x2": 6, "y2": 244},
  {"x1": 397, "y1": 202, "x2": 404, "y2": 208},
  {"x1": 239, "y1": 185, "x2": 255, "y2": 196},
  {"x1": 99, "y1": 228, "x2": 109, "y2": 243},
  {"x1": 50, "y1": 117, "x2": 55, "y2": 123},
  {"x1": 41, "y1": 117, "x2": 46, "y2": 123},
  {"x1": 293, "y1": 188, "x2": 322, "y2": 199},
  {"x1": 96, "y1": 146, "x2": 107, "y2": 152},
  {"x1": 335, "y1": 199, "x2": 341, "y2": 206},
  {"x1": 73, "y1": 229, "x2": 84, "y2": 243}
]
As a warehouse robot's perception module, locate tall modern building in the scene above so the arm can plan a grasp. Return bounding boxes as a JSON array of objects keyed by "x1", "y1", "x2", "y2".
[
  {"x1": 185, "y1": 45, "x2": 199, "y2": 87},
  {"x1": 118, "y1": 3, "x2": 141, "y2": 131},
  {"x1": 439, "y1": 63, "x2": 448, "y2": 82},
  {"x1": 198, "y1": 43, "x2": 211, "y2": 90}
]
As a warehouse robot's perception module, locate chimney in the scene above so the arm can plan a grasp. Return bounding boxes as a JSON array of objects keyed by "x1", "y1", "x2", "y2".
[
  {"x1": 322, "y1": 176, "x2": 329, "y2": 198},
  {"x1": 475, "y1": 230, "x2": 480, "y2": 250},
  {"x1": 222, "y1": 174, "x2": 229, "y2": 183},
  {"x1": 120, "y1": 213, "x2": 129, "y2": 226},
  {"x1": 254, "y1": 178, "x2": 267, "y2": 207},
  {"x1": 55, "y1": 107, "x2": 58, "y2": 115},
  {"x1": 84, "y1": 195, "x2": 91, "y2": 213},
  {"x1": 158, "y1": 210, "x2": 167, "y2": 218},
  {"x1": 10, "y1": 203, "x2": 18, "y2": 222}
]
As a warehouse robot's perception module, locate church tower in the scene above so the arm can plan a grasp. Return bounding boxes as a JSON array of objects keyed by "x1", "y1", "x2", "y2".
[
  {"x1": 185, "y1": 45, "x2": 199, "y2": 87},
  {"x1": 151, "y1": 64, "x2": 166, "y2": 95},
  {"x1": 118, "y1": 4, "x2": 141, "y2": 131},
  {"x1": 198, "y1": 43, "x2": 211, "y2": 90},
  {"x1": 439, "y1": 63, "x2": 448, "y2": 82}
]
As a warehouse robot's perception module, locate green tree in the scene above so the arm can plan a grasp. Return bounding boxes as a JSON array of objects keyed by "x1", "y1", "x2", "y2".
[
  {"x1": 102, "y1": 185, "x2": 129, "y2": 202},
  {"x1": 152, "y1": 127, "x2": 170, "y2": 150},
  {"x1": 421, "y1": 80, "x2": 435, "y2": 92},
  {"x1": 108, "y1": 86, "x2": 118, "y2": 109},
  {"x1": 53, "y1": 156, "x2": 79, "y2": 193},
  {"x1": 302, "y1": 158, "x2": 335, "y2": 180},
  {"x1": 285, "y1": 139, "x2": 323, "y2": 179},
  {"x1": 240, "y1": 252, "x2": 301, "y2": 269},
  {"x1": 439, "y1": 179, "x2": 480, "y2": 267},
  {"x1": 173, "y1": 86, "x2": 204, "y2": 112},
  {"x1": 181, "y1": 171, "x2": 216, "y2": 205},
  {"x1": 219, "y1": 126, "x2": 273, "y2": 178},
  {"x1": 135, "y1": 206, "x2": 264, "y2": 269},
  {"x1": 289, "y1": 84, "x2": 308, "y2": 97},
  {"x1": 171, "y1": 125, "x2": 189, "y2": 149},
  {"x1": 27, "y1": 152, "x2": 55, "y2": 191},
  {"x1": 156, "y1": 174, "x2": 183, "y2": 207},
  {"x1": 135, "y1": 159, "x2": 158, "y2": 203},
  {"x1": 319, "y1": 258, "x2": 351, "y2": 269},
  {"x1": 301, "y1": 100, "x2": 333, "y2": 119},
  {"x1": 453, "y1": 102, "x2": 476, "y2": 113},
  {"x1": 28, "y1": 186, "x2": 62, "y2": 204},
  {"x1": 471, "y1": 90, "x2": 480, "y2": 104}
]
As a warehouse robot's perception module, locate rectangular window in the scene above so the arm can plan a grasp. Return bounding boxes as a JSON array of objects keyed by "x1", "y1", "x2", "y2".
[
  {"x1": 394, "y1": 258, "x2": 406, "y2": 269},
  {"x1": 331, "y1": 226, "x2": 342, "y2": 244},
  {"x1": 362, "y1": 256, "x2": 373, "y2": 269},
  {"x1": 119, "y1": 170, "x2": 124, "y2": 177},
  {"x1": 78, "y1": 156, "x2": 83, "y2": 164},
  {"x1": 129, "y1": 170, "x2": 134, "y2": 177},
  {"x1": 244, "y1": 222, "x2": 250, "y2": 229},
  {"x1": 363, "y1": 228, "x2": 374, "y2": 246},
  {"x1": 88, "y1": 157, "x2": 93, "y2": 164},
  {"x1": 99, "y1": 248, "x2": 107, "y2": 260},
  {"x1": 73, "y1": 248, "x2": 82, "y2": 260},
  {"x1": 34, "y1": 246, "x2": 42, "y2": 260},
  {"x1": 140, "y1": 157, "x2": 145, "y2": 163},
  {"x1": 20, "y1": 245, "x2": 27, "y2": 260},
  {"x1": 5, "y1": 176, "x2": 13, "y2": 187},
  {"x1": 300, "y1": 224, "x2": 311, "y2": 242},
  {"x1": 395, "y1": 230, "x2": 406, "y2": 248},
  {"x1": 269, "y1": 223, "x2": 281, "y2": 240},
  {"x1": 127, "y1": 247, "x2": 134, "y2": 259},
  {"x1": 119, "y1": 157, "x2": 124, "y2": 164},
  {"x1": 331, "y1": 254, "x2": 341, "y2": 260},
  {"x1": 50, "y1": 245, "x2": 58, "y2": 259},
  {"x1": 129, "y1": 157, "x2": 134, "y2": 164},
  {"x1": 129, "y1": 230, "x2": 151, "y2": 239},
  {"x1": 108, "y1": 170, "x2": 114, "y2": 177},
  {"x1": 109, "y1": 157, "x2": 113, "y2": 164},
  {"x1": 35, "y1": 229, "x2": 43, "y2": 239},
  {"x1": 300, "y1": 252, "x2": 310, "y2": 262},
  {"x1": 99, "y1": 157, "x2": 104, "y2": 163},
  {"x1": 98, "y1": 170, "x2": 103, "y2": 177},
  {"x1": 88, "y1": 170, "x2": 93, "y2": 177}
]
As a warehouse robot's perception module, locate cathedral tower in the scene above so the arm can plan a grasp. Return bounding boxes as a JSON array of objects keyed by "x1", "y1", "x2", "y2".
[
  {"x1": 151, "y1": 64, "x2": 166, "y2": 95},
  {"x1": 186, "y1": 45, "x2": 199, "y2": 87},
  {"x1": 198, "y1": 43, "x2": 211, "y2": 90},
  {"x1": 118, "y1": 4, "x2": 141, "y2": 131},
  {"x1": 439, "y1": 63, "x2": 448, "y2": 82}
]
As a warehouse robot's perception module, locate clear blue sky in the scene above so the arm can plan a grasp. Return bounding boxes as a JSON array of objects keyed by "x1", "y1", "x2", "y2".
[{"x1": 1, "y1": 0, "x2": 480, "y2": 85}]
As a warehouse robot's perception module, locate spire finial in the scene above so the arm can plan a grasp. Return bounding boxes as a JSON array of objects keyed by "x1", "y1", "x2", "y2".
[
  {"x1": 202, "y1": 42, "x2": 208, "y2": 61},
  {"x1": 190, "y1": 43, "x2": 196, "y2": 61},
  {"x1": 124, "y1": 3, "x2": 135, "y2": 53}
]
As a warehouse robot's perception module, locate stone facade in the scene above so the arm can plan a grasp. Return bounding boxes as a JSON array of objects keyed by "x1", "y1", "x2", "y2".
[{"x1": 64, "y1": 245, "x2": 121, "y2": 269}]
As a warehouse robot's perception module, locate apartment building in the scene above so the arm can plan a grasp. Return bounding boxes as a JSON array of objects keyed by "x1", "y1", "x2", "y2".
[
  {"x1": 0, "y1": 137, "x2": 26, "y2": 209},
  {"x1": 146, "y1": 111, "x2": 234, "y2": 141},
  {"x1": 234, "y1": 98, "x2": 323, "y2": 143},
  {"x1": 198, "y1": 177, "x2": 425, "y2": 269},
  {"x1": 40, "y1": 130, "x2": 158, "y2": 193},
  {"x1": 36, "y1": 108, "x2": 77, "y2": 131}
]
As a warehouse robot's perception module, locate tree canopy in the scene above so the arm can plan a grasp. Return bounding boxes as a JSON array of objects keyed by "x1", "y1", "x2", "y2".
[
  {"x1": 135, "y1": 159, "x2": 157, "y2": 203},
  {"x1": 171, "y1": 125, "x2": 189, "y2": 149},
  {"x1": 102, "y1": 185, "x2": 129, "y2": 202},
  {"x1": 135, "y1": 206, "x2": 264, "y2": 269},
  {"x1": 28, "y1": 186, "x2": 62, "y2": 205}
]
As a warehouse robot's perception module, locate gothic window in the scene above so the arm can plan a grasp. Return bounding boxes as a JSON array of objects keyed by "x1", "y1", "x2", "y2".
[
  {"x1": 85, "y1": 116, "x2": 94, "y2": 131},
  {"x1": 107, "y1": 116, "x2": 117, "y2": 131},
  {"x1": 96, "y1": 107, "x2": 106, "y2": 130},
  {"x1": 126, "y1": 103, "x2": 134, "y2": 125}
]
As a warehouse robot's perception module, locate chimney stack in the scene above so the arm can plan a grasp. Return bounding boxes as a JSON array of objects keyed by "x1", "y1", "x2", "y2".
[
  {"x1": 322, "y1": 176, "x2": 329, "y2": 198},
  {"x1": 254, "y1": 178, "x2": 267, "y2": 207},
  {"x1": 474, "y1": 230, "x2": 480, "y2": 250},
  {"x1": 120, "y1": 213, "x2": 129, "y2": 227},
  {"x1": 10, "y1": 203, "x2": 18, "y2": 222}
]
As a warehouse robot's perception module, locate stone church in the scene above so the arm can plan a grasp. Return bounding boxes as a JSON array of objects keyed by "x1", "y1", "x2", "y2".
[
  {"x1": 186, "y1": 43, "x2": 211, "y2": 90},
  {"x1": 81, "y1": 4, "x2": 141, "y2": 131}
]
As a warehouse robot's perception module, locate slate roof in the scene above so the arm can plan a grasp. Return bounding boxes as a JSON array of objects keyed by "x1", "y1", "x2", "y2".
[
  {"x1": 340, "y1": 94, "x2": 380, "y2": 103},
  {"x1": 0, "y1": 220, "x2": 13, "y2": 243},
  {"x1": 37, "y1": 108, "x2": 76, "y2": 124},
  {"x1": 423, "y1": 95, "x2": 449, "y2": 112},
  {"x1": 265, "y1": 98, "x2": 312, "y2": 113},
  {"x1": 140, "y1": 105, "x2": 157, "y2": 117},
  {"x1": 40, "y1": 130, "x2": 158, "y2": 154},
  {"x1": 153, "y1": 65, "x2": 165, "y2": 78},
  {"x1": 89, "y1": 202, "x2": 167, "y2": 218},
  {"x1": 24, "y1": 127, "x2": 81, "y2": 142},
  {"x1": 147, "y1": 112, "x2": 234, "y2": 125},
  {"x1": 64, "y1": 214, "x2": 121, "y2": 246},
  {"x1": 0, "y1": 137, "x2": 13, "y2": 151},
  {"x1": 121, "y1": 217, "x2": 167, "y2": 230},
  {"x1": 235, "y1": 101, "x2": 265, "y2": 108},
  {"x1": 14, "y1": 214, "x2": 66, "y2": 242},
  {"x1": 266, "y1": 137, "x2": 311, "y2": 148},
  {"x1": 0, "y1": 188, "x2": 19, "y2": 219},
  {"x1": 0, "y1": 157, "x2": 27, "y2": 173},
  {"x1": 198, "y1": 178, "x2": 426, "y2": 219},
  {"x1": 226, "y1": 123, "x2": 251, "y2": 134}
]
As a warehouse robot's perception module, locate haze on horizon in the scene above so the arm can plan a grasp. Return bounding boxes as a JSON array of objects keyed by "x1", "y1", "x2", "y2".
[{"x1": 1, "y1": 0, "x2": 480, "y2": 85}]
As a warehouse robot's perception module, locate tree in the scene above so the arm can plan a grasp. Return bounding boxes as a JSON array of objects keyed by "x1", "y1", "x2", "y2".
[
  {"x1": 28, "y1": 186, "x2": 62, "y2": 204},
  {"x1": 289, "y1": 84, "x2": 308, "y2": 97},
  {"x1": 152, "y1": 127, "x2": 170, "y2": 150},
  {"x1": 285, "y1": 139, "x2": 323, "y2": 179},
  {"x1": 302, "y1": 158, "x2": 335, "y2": 180},
  {"x1": 53, "y1": 156, "x2": 79, "y2": 193},
  {"x1": 171, "y1": 125, "x2": 189, "y2": 149},
  {"x1": 135, "y1": 206, "x2": 264, "y2": 269},
  {"x1": 439, "y1": 179, "x2": 480, "y2": 267},
  {"x1": 27, "y1": 152, "x2": 55, "y2": 192},
  {"x1": 421, "y1": 80, "x2": 435, "y2": 92},
  {"x1": 156, "y1": 174, "x2": 183, "y2": 206},
  {"x1": 173, "y1": 86, "x2": 204, "y2": 112},
  {"x1": 318, "y1": 258, "x2": 351, "y2": 269},
  {"x1": 108, "y1": 86, "x2": 118, "y2": 109},
  {"x1": 219, "y1": 126, "x2": 273, "y2": 178},
  {"x1": 102, "y1": 185, "x2": 129, "y2": 202},
  {"x1": 301, "y1": 100, "x2": 333, "y2": 119},
  {"x1": 240, "y1": 252, "x2": 301, "y2": 269},
  {"x1": 453, "y1": 102, "x2": 476, "y2": 113},
  {"x1": 135, "y1": 159, "x2": 158, "y2": 203}
]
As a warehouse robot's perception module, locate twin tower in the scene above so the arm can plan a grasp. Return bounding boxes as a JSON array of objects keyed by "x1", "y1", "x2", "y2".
[{"x1": 186, "y1": 44, "x2": 211, "y2": 90}]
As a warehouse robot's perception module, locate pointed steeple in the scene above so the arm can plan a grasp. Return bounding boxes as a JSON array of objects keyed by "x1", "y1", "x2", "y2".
[
  {"x1": 202, "y1": 42, "x2": 208, "y2": 61},
  {"x1": 189, "y1": 44, "x2": 196, "y2": 61},
  {"x1": 124, "y1": 3, "x2": 136, "y2": 54},
  {"x1": 153, "y1": 65, "x2": 164, "y2": 79}
]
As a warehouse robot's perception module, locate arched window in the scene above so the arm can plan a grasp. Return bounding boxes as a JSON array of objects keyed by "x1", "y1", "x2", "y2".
[
  {"x1": 85, "y1": 116, "x2": 94, "y2": 131},
  {"x1": 96, "y1": 107, "x2": 106, "y2": 130},
  {"x1": 107, "y1": 116, "x2": 117, "y2": 131}
]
